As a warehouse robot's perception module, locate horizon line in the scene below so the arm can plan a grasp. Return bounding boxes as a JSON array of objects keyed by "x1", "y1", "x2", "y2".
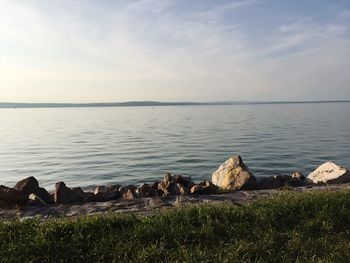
[{"x1": 0, "y1": 100, "x2": 350, "y2": 109}]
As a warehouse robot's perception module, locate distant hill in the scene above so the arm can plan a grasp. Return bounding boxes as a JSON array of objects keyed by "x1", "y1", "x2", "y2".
[{"x1": 0, "y1": 100, "x2": 349, "y2": 109}]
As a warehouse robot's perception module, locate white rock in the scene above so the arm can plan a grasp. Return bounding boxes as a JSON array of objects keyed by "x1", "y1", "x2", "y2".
[
  {"x1": 307, "y1": 161, "x2": 350, "y2": 184},
  {"x1": 212, "y1": 156, "x2": 257, "y2": 190}
]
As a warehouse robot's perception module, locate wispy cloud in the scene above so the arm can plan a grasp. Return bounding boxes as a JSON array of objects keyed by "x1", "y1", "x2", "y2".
[{"x1": 0, "y1": 0, "x2": 349, "y2": 102}]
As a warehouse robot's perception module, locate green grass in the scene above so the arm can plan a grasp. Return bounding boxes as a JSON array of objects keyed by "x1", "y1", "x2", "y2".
[{"x1": 1, "y1": 190, "x2": 350, "y2": 262}]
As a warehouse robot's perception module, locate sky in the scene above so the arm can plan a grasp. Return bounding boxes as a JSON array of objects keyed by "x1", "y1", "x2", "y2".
[{"x1": 0, "y1": 0, "x2": 350, "y2": 103}]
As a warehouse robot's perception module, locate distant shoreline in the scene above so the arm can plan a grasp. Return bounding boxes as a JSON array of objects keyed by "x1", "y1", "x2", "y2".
[{"x1": 0, "y1": 100, "x2": 349, "y2": 109}]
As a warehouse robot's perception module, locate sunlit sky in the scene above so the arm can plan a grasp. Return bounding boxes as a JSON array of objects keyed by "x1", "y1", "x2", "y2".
[{"x1": 1, "y1": 0, "x2": 350, "y2": 102}]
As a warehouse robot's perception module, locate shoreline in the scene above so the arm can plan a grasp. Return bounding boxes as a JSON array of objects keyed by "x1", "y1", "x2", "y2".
[
  {"x1": 1, "y1": 183, "x2": 350, "y2": 221},
  {"x1": 1, "y1": 156, "x2": 349, "y2": 221}
]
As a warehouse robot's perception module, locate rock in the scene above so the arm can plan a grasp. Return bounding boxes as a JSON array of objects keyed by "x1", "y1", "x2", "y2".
[
  {"x1": 137, "y1": 183, "x2": 158, "y2": 197},
  {"x1": 282, "y1": 173, "x2": 304, "y2": 187},
  {"x1": 0, "y1": 185, "x2": 27, "y2": 206},
  {"x1": 122, "y1": 188, "x2": 137, "y2": 199},
  {"x1": 94, "y1": 186, "x2": 107, "y2": 195},
  {"x1": 83, "y1": 192, "x2": 97, "y2": 202},
  {"x1": 14, "y1": 176, "x2": 38, "y2": 196},
  {"x1": 308, "y1": 161, "x2": 350, "y2": 184},
  {"x1": 119, "y1": 184, "x2": 137, "y2": 192},
  {"x1": 28, "y1": 193, "x2": 47, "y2": 206},
  {"x1": 174, "y1": 175, "x2": 195, "y2": 188},
  {"x1": 151, "y1": 182, "x2": 164, "y2": 196},
  {"x1": 157, "y1": 174, "x2": 182, "y2": 196},
  {"x1": 72, "y1": 187, "x2": 85, "y2": 199},
  {"x1": 93, "y1": 186, "x2": 107, "y2": 202},
  {"x1": 212, "y1": 156, "x2": 258, "y2": 190},
  {"x1": 36, "y1": 187, "x2": 54, "y2": 204},
  {"x1": 178, "y1": 184, "x2": 188, "y2": 195},
  {"x1": 191, "y1": 181, "x2": 218, "y2": 195},
  {"x1": 14, "y1": 176, "x2": 53, "y2": 204},
  {"x1": 0, "y1": 199, "x2": 11, "y2": 208},
  {"x1": 257, "y1": 176, "x2": 283, "y2": 190},
  {"x1": 151, "y1": 182, "x2": 159, "y2": 190},
  {"x1": 174, "y1": 175, "x2": 195, "y2": 194},
  {"x1": 119, "y1": 185, "x2": 137, "y2": 199},
  {"x1": 54, "y1": 182, "x2": 84, "y2": 204},
  {"x1": 292, "y1": 172, "x2": 305, "y2": 181},
  {"x1": 93, "y1": 185, "x2": 120, "y2": 201}
]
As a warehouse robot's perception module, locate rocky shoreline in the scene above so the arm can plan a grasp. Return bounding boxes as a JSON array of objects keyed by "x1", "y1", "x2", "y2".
[{"x1": 1, "y1": 156, "x2": 349, "y2": 221}]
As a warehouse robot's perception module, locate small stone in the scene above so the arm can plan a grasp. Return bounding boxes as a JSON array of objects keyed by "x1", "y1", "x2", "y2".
[
  {"x1": 292, "y1": 172, "x2": 305, "y2": 181},
  {"x1": 158, "y1": 174, "x2": 183, "y2": 196},
  {"x1": 94, "y1": 186, "x2": 107, "y2": 195},
  {"x1": 151, "y1": 182, "x2": 159, "y2": 190},
  {"x1": 174, "y1": 175, "x2": 194, "y2": 188},
  {"x1": 308, "y1": 162, "x2": 350, "y2": 184},
  {"x1": 178, "y1": 184, "x2": 188, "y2": 195},
  {"x1": 174, "y1": 175, "x2": 195, "y2": 193},
  {"x1": 212, "y1": 156, "x2": 258, "y2": 190},
  {"x1": 137, "y1": 184, "x2": 153, "y2": 197},
  {"x1": 93, "y1": 185, "x2": 120, "y2": 201},
  {"x1": 190, "y1": 181, "x2": 218, "y2": 195},
  {"x1": 122, "y1": 189, "x2": 137, "y2": 199},
  {"x1": 282, "y1": 174, "x2": 304, "y2": 187}
]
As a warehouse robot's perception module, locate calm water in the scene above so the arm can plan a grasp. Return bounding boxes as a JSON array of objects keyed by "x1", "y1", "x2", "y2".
[{"x1": 0, "y1": 103, "x2": 349, "y2": 189}]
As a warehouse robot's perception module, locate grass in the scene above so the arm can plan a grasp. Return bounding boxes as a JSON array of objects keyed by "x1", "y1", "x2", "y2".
[{"x1": 1, "y1": 190, "x2": 350, "y2": 262}]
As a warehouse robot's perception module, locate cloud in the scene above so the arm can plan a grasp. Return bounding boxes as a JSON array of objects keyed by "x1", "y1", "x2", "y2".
[{"x1": 0, "y1": 0, "x2": 349, "y2": 102}]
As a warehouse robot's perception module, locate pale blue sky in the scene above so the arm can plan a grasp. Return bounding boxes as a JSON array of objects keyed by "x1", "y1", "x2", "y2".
[{"x1": 1, "y1": 0, "x2": 350, "y2": 102}]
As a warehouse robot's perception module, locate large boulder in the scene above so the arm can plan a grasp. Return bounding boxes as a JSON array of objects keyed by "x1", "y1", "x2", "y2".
[
  {"x1": 307, "y1": 161, "x2": 350, "y2": 184},
  {"x1": 212, "y1": 156, "x2": 258, "y2": 190},
  {"x1": 14, "y1": 177, "x2": 54, "y2": 204},
  {"x1": 0, "y1": 185, "x2": 27, "y2": 206},
  {"x1": 54, "y1": 182, "x2": 84, "y2": 204}
]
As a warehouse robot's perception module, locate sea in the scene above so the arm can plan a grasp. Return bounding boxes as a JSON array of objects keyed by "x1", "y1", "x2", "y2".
[{"x1": 0, "y1": 102, "x2": 349, "y2": 190}]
